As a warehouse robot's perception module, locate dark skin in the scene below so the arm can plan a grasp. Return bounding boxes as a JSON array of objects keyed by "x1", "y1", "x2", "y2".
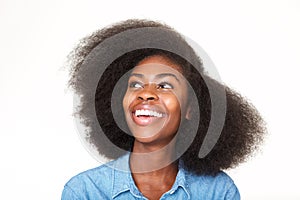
[
  {"x1": 124, "y1": 55, "x2": 190, "y2": 199},
  {"x1": 132, "y1": 163, "x2": 178, "y2": 200},
  {"x1": 131, "y1": 142, "x2": 178, "y2": 200}
]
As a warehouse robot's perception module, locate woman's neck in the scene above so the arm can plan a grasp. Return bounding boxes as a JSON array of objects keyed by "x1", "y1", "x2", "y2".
[
  {"x1": 130, "y1": 139, "x2": 179, "y2": 200},
  {"x1": 130, "y1": 139, "x2": 177, "y2": 173}
]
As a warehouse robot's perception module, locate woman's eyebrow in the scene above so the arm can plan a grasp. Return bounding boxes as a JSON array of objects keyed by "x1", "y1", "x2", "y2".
[
  {"x1": 155, "y1": 73, "x2": 180, "y2": 83},
  {"x1": 130, "y1": 73, "x2": 144, "y2": 78},
  {"x1": 130, "y1": 73, "x2": 180, "y2": 83}
]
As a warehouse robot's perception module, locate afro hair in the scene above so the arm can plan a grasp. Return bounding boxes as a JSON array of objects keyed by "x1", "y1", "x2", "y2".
[{"x1": 67, "y1": 19, "x2": 266, "y2": 175}]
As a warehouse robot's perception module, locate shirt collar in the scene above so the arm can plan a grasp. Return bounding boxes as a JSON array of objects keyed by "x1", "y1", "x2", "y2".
[
  {"x1": 111, "y1": 153, "x2": 191, "y2": 199},
  {"x1": 111, "y1": 153, "x2": 143, "y2": 199},
  {"x1": 171, "y1": 159, "x2": 191, "y2": 199}
]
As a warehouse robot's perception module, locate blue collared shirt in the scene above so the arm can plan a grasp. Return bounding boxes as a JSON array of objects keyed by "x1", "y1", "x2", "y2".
[{"x1": 62, "y1": 154, "x2": 240, "y2": 199}]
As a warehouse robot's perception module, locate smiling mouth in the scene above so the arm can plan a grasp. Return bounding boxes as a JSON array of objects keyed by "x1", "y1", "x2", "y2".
[
  {"x1": 131, "y1": 109, "x2": 165, "y2": 126},
  {"x1": 134, "y1": 109, "x2": 164, "y2": 118}
]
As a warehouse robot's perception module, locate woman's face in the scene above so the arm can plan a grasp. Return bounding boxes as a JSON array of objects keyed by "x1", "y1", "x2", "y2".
[{"x1": 122, "y1": 55, "x2": 190, "y2": 145}]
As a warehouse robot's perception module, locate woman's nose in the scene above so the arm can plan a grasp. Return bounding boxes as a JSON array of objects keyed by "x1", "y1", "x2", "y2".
[{"x1": 137, "y1": 84, "x2": 159, "y2": 101}]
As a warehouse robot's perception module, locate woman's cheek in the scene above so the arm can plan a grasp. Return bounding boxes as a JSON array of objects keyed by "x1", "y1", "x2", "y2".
[{"x1": 162, "y1": 94, "x2": 181, "y2": 113}]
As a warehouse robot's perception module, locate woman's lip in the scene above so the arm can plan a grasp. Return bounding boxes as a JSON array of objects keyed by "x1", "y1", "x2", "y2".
[
  {"x1": 133, "y1": 109, "x2": 164, "y2": 117},
  {"x1": 129, "y1": 104, "x2": 166, "y2": 126},
  {"x1": 131, "y1": 112, "x2": 165, "y2": 126},
  {"x1": 131, "y1": 104, "x2": 166, "y2": 115}
]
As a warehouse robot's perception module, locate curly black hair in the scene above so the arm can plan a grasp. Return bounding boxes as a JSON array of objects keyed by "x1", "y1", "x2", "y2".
[{"x1": 68, "y1": 19, "x2": 266, "y2": 176}]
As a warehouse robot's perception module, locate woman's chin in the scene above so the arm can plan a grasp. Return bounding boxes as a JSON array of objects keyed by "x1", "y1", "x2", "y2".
[{"x1": 132, "y1": 132, "x2": 159, "y2": 144}]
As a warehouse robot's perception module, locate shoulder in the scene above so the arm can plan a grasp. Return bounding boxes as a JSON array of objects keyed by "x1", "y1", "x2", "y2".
[
  {"x1": 66, "y1": 163, "x2": 113, "y2": 187},
  {"x1": 185, "y1": 171, "x2": 240, "y2": 199},
  {"x1": 61, "y1": 161, "x2": 116, "y2": 200}
]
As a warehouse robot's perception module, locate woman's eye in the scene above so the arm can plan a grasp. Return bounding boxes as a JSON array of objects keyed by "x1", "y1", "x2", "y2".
[
  {"x1": 157, "y1": 82, "x2": 173, "y2": 89},
  {"x1": 129, "y1": 82, "x2": 143, "y2": 88}
]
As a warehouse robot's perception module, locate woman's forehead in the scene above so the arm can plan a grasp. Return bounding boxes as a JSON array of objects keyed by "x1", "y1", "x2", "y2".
[{"x1": 133, "y1": 55, "x2": 184, "y2": 75}]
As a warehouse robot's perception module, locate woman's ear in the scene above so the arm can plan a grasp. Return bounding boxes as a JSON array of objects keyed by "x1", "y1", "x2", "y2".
[{"x1": 185, "y1": 104, "x2": 192, "y2": 120}]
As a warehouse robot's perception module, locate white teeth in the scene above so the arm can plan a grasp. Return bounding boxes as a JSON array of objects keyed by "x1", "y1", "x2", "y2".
[{"x1": 135, "y1": 109, "x2": 163, "y2": 117}]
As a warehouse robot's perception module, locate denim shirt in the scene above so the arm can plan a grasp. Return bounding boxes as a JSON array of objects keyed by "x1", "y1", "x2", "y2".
[{"x1": 62, "y1": 154, "x2": 240, "y2": 199}]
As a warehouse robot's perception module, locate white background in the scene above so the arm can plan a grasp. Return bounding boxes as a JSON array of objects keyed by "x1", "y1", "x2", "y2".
[{"x1": 1, "y1": 0, "x2": 299, "y2": 199}]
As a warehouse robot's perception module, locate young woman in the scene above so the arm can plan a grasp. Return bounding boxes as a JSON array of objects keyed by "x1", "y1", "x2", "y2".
[{"x1": 62, "y1": 19, "x2": 265, "y2": 200}]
